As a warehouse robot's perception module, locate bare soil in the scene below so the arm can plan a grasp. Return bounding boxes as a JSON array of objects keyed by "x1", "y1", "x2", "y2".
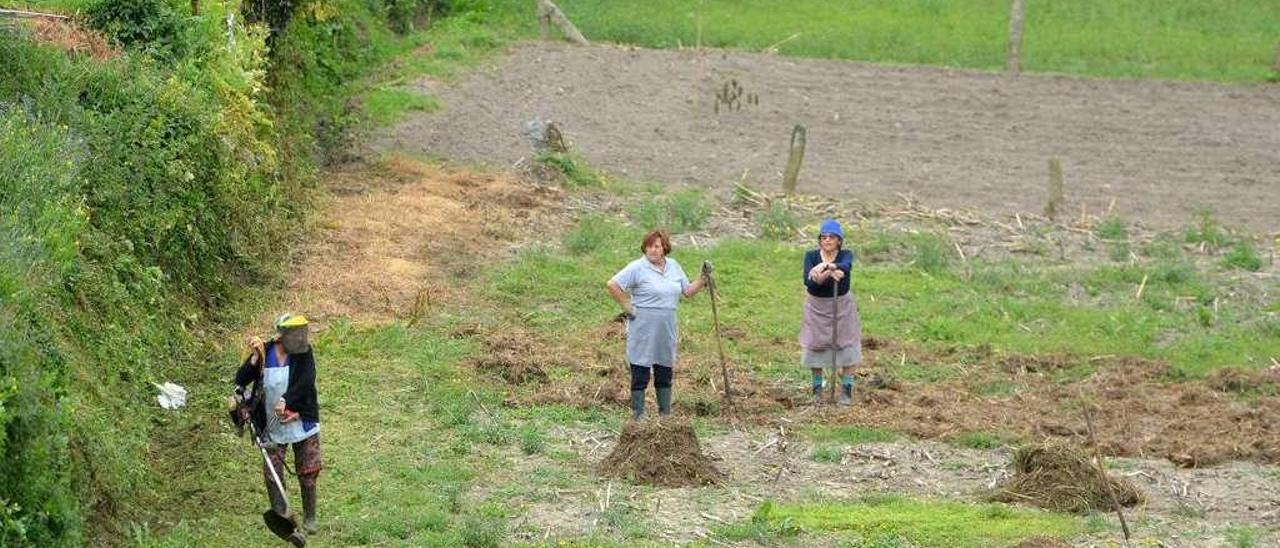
[
  {"x1": 497, "y1": 426, "x2": 1280, "y2": 546},
  {"x1": 378, "y1": 42, "x2": 1280, "y2": 234}
]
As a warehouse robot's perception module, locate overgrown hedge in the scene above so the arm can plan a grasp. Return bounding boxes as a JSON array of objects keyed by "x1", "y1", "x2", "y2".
[{"x1": 0, "y1": 0, "x2": 458, "y2": 544}]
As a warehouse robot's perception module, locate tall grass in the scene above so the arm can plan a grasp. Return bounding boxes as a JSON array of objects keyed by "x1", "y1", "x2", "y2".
[{"x1": 544, "y1": 0, "x2": 1278, "y2": 82}]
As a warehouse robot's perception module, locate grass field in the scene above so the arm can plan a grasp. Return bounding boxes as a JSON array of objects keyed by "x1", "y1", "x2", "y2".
[
  {"x1": 494, "y1": 209, "x2": 1278, "y2": 379},
  {"x1": 537, "y1": 0, "x2": 1280, "y2": 82}
]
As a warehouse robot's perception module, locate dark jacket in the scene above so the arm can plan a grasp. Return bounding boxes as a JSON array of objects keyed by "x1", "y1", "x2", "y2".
[
  {"x1": 234, "y1": 340, "x2": 320, "y2": 433},
  {"x1": 803, "y1": 248, "x2": 854, "y2": 297}
]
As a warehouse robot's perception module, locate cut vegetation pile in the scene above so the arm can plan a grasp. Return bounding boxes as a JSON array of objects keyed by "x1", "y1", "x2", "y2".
[
  {"x1": 470, "y1": 329, "x2": 557, "y2": 383},
  {"x1": 598, "y1": 418, "x2": 724, "y2": 487},
  {"x1": 994, "y1": 442, "x2": 1144, "y2": 513}
]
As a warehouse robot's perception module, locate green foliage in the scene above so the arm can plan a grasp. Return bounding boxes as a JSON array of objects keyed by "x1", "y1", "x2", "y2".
[
  {"x1": 1226, "y1": 524, "x2": 1260, "y2": 548},
  {"x1": 909, "y1": 233, "x2": 952, "y2": 274},
  {"x1": 955, "y1": 431, "x2": 1016, "y2": 449},
  {"x1": 518, "y1": 428, "x2": 545, "y2": 455},
  {"x1": 1, "y1": 0, "x2": 509, "y2": 543},
  {"x1": 86, "y1": 0, "x2": 191, "y2": 61},
  {"x1": 810, "y1": 445, "x2": 844, "y2": 463},
  {"x1": 0, "y1": 30, "x2": 284, "y2": 541},
  {"x1": 460, "y1": 515, "x2": 506, "y2": 547},
  {"x1": 1185, "y1": 207, "x2": 1229, "y2": 250},
  {"x1": 549, "y1": 0, "x2": 1279, "y2": 82},
  {"x1": 363, "y1": 87, "x2": 440, "y2": 127},
  {"x1": 628, "y1": 188, "x2": 711, "y2": 232},
  {"x1": 1095, "y1": 216, "x2": 1128, "y2": 241},
  {"x1": 537, "y1": 152, "x2": 606, "y2": 188},
  {"x1": 1222, "y1": 240, "x2": 1263, "y2": 272},
  {"x1": 803, "y1": 425, "x2": 900, "y2": 444},
  {"x1": 564, "y1": 214, "x2": 635, "y2": 256},
  {"x1": 756, "y1": 201, "x2": 799, "y2": 240}
]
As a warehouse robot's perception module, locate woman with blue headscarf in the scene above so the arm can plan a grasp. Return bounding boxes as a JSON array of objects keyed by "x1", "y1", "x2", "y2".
[{"x1": 800, "y1": 219, "x2": 862, "y2": 405}]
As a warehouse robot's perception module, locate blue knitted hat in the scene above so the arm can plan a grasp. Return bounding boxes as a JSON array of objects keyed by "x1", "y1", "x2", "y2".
[{"x1": 818, "y1": 218, "x2": 844, "y2": 241}]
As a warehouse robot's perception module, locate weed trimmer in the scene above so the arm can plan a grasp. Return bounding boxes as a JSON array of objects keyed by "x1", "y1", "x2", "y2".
[{"x1": 247, "y1": 420, "x2": 305, "y2": 547}]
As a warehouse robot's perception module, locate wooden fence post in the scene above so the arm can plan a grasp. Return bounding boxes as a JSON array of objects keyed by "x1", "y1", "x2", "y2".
[
  {"x1": 1045, "y1": 158, "x2": 1064, "y2": 220},
  {"x1": 536, "y1": 0, "x2": 589, "y2": 45},
  {"x1": 1006, "y1": 0, "x2": 1025, "y2": 73},
  {"x1": 782, "y1": 125, "x2": 807, "y2": 196}
]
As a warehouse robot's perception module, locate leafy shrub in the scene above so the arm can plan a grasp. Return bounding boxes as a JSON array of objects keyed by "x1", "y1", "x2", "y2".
[
  {"x1": 1185, "y1": 207, "x2": 1229, "y2": 250},
  {"x1": 1095, "y1": 216, "x2": 1128, "y2": 240},
  {"x1": 535, "y1": 151, "x2": 604, "y2": 187},
  {"x1": 756, "y1": 201, "x2": 798, "y2": 240},
  {"x1": 87, "y1": 0, "x2": 190, "y2": 60},
  {"x1": 1222, "y1": 240, "x2": 1263, "y2": 271},
  {"x1": 628, "y1": 189, "x2": 710, "y2": 232},
  {"x1": 909, "y1": 233, "x2": 952, "y2": 274}
]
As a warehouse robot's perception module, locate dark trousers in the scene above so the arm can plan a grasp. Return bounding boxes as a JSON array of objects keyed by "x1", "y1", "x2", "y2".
[{"x1": 630, "y1": 364, "x2": 672, "y2": 391}]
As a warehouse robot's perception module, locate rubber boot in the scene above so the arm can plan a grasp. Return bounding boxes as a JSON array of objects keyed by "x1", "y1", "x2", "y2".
[
  {"x1": 839, "y1": 381, "x2": 854, "y2": 407},
  {"x1": 630, "y1": 390, "x2": 646, "y2": 421},
  {"x1": 267, "y1": 476, "x2": 289, "y2": 517},
  {"x1": 656, "y1": 387, "x2": 672, "y2": 417},
  {"x1": 301, "y1": 483, "x2": 318, "y2": 534}
]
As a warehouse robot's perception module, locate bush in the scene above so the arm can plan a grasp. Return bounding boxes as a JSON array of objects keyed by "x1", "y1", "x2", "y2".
[
  {"x1": 1222, "y1": 240, "x2": 1263, "y2": 272},
  {"x1": 1185, "y1": 207, "x2": 1229, "y2": 250},
  {"x1": 756, "y1": 201, "x2": 798, "y2": 240},
  {"x1": 909, "y1": 233, "x2": 952, "y2": 274},
  {"x1": 536, "y1": 151, "x2": 604, "y2": 187},
  {"x1": 628, "y1": 189, "x2": 710, "y2": 232},
  {"x1": 87, "y1": 0, "x2": 190, "y2": 61},
  {"x1": 1095, "y1": 216, "x2": 1128, "y2": 241}
]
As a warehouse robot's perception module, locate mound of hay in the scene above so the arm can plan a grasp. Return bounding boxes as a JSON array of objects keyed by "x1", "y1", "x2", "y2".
[
  {"x1": 469, "y1": 331, "x2": 555, "y2": 384},
  {"x1": 598, "y1": 418, "x2": 724, "y2": 487},
  {"x1": 1207, "y1": 367, "x2": 1272, "y2": 394},
  {"x1": 993, "y1": 442, "x2": 1144, "y2": 514}
]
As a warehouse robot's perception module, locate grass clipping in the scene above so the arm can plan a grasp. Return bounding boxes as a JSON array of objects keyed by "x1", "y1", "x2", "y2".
[
  {"x1": 598, "y1": 417, "x2": 724, "y2": 487},
  {"x1": 993, "y1": 442, "x2": 1144, "y2": 514}
]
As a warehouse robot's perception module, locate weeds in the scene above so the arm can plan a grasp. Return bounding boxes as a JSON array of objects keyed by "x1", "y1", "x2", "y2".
[
  {"x1": 628, "y1": 188, "x2": 711, "y2": 232},
  {"x1": 1222, "y1": 240, "x2": 1263, "y2": 271},
  {"x1": 537, "y1": 151, "x2": 605, "y2": 188},
  {"x1": 909, "y1": 233, "x2": 952, "y2": 274},
  {"x1": 1185, "y1": 207, "x2": 1229, "y2": 250},
  {"x1": 810, "y1": 445, "x2": 844, "y2": 463},
  {"x1": 956, "y1": 431, "x2": 1016, "y2": 449},
  {"x1": 756, "y1": 201, "x2": 799, "y2": 240}
]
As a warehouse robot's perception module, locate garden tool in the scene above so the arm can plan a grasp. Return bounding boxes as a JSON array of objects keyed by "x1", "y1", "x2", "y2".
[
  {"x1": 702, "y1": 260, "x2": 733, "y2": 406},
  {"x1": 247, "y1": 420, "x2": 305, "y2": 547},
  {"x1": 829, "y1": 265, "x2": 839, "y2": 405}
]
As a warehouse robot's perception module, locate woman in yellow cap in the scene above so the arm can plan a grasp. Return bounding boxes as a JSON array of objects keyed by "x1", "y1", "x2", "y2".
[{"x1": 234, "y1": 313, "x2": 323, "y2": 535}]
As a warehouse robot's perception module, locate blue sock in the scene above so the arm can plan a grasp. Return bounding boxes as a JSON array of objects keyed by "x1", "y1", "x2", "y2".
[{"x1": 841, "y1": 374, "x2": 854, "y2": 388}]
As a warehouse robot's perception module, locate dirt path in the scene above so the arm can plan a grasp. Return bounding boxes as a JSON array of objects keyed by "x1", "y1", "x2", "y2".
[{"x1": 379, "y1": 42, "x2": 1280, "y2": 233}]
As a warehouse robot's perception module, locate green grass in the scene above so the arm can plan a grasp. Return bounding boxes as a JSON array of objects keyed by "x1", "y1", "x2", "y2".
[
  {"x1": 363, "y1": 87, "x2": 440, "y2": 127},
  {"x1": 809, "y1": 445, "x2": 844, "y2": 463},
  {"x1": 802, "y1": 425, "x2": 900, "y2": 445},
  {"x1": 954, "y1": 431, "x2": 1017, "y2": 450},
  {"x1": 540, "y1": 0, "x2": 1279, "y2": 82},
  {"x1": 492, "y1": 213, "x2": 1280, "y2": 378},
  {"x1": 124, "y1": 321, "x2": 537, "y2": 547},
  {"x1": 721, "y1": 496, "x2": 1082, "y2": 546}
]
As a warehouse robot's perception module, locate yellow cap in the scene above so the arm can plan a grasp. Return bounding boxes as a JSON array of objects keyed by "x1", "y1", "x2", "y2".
[{"x1": 274, "y1": 313, "x2": 309, "y2": 330}]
